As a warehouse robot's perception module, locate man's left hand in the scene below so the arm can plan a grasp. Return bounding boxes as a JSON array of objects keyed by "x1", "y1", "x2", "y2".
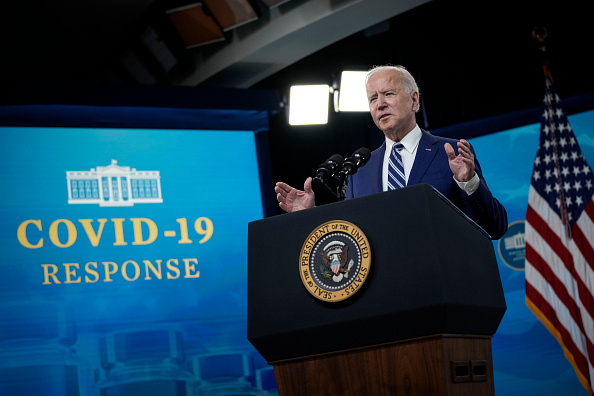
[{"x1": 445, "y1": 139, "x2": 475, "y2": 182}]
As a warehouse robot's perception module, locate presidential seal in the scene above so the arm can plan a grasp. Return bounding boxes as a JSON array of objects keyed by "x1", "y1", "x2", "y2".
[{"x1": 299, "y1": 220, "x2": 371, "y2": 302}]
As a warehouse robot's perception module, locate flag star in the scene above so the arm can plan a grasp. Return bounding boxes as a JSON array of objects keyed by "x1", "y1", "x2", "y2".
[
  {"x1": 584, "y1": 166, "x2": 592, "y2": 175},
  {"x1": 545, "y1": 184, "x2": 552, "y2": 194},
  {"x1": 561, "y1": 167, "x2": 570, "y2": 177},
  {"x1": 556, "y1": 108, "x2": 564, "y2": 118},
  {"x1": 565, "y1": 196, "x2": 572, "y2": 207},
  {"x1": 564, "y1": 181, "x2": 571, "y2": 192},
  {"x1": 574, "y1": 180, "x2": 582, "y2": 191},
  {"x1": 543, "y1": 108, "x2": 551, "y2": 119},
  {"x1": 534, "y1": 156, "x2": 541, "y2": 166},
  {"x1": 558, "y1": 123, "x2": 567, "y2": 133},
  {"x1": 544, "y1": 94, "x2": 552, "y2": 105},
  {"x1": 586, "y1": 180, "x2": 593, "y2": 189},
  {"x1": 544, "y1": 140, "x2": 552, "y2": 150},
  {"x1": 533, "y1": 171, "x2": 541, "y2": 181},
  {"x1": 543, "y1": 124, "x2": 550, "y2": 134},
  {"x1": 573, "y1": 166, "x2": 581, "y2": 176},
  {"x1": 570, "y1": 136, "x2": 576, "y2": 145},
  {"x1": 554, "y1": 183, "x2": 561, "y2": 193},
  {"x1": 576, "y1": 196, "x2": 583, "y2": 206},
  {"x1": 572, "y1": 152, "x2": 580, "y2": 161},
  {"x1": 560, "y1": 152, "x2": 569, "y2": 162},
  {"x1": 544, "y1": 154, "x2": 552, "y2": 164},
  {"x1": 559, "y1": 137, "x2": 567, "y2": 147},
  {"x1": 545, "y1": 169, "x2": 553, "y2": 179}
]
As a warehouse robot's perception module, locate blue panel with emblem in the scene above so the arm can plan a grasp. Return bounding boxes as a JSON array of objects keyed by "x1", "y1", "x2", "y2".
[{"x1": 0, "y1": 126, "x2": 275, "y2": 396}]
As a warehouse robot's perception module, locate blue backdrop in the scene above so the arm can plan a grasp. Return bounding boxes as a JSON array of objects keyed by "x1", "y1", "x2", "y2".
[
  {"x1": 1, "y1": 101, "x2": 593, "y2": 395},
  {"x1": 0, "y1": 125, "x2": 275, "y2": 395}
]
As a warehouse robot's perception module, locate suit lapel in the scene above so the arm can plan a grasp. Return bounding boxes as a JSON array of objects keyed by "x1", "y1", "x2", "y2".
[
  {"x1": 369, "y1": 141, "x2": 386, "y2": 193},
  {"x1": 408, "y1": 130, "x2": 440, "y2": 186}
]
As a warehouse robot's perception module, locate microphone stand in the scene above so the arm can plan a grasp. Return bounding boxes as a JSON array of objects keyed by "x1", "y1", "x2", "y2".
[
  {"x1": 337, "y1": 172, "x2": 347, "y2": 201},
  {"x1": 311, "y1": 148, "x2": 369, "y2": 203},
  {"x1": 312, "y1": 176, "x2": 340, "y2": 201}
]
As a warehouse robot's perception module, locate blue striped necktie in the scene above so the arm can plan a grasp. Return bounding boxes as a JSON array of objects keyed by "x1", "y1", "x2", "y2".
[{"x1": 388, "y1": 143, "x2": 405, "y2": 190}]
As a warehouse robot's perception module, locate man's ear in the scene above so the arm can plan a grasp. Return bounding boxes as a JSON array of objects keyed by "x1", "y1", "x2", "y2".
[{"x1": 411, "y1": 91, "x2": 420, "y2": 111}]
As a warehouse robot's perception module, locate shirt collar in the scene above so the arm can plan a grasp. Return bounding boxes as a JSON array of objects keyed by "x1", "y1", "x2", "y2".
[{"x1": 385, "y1": 125, "x2": 422, "y2": 154}]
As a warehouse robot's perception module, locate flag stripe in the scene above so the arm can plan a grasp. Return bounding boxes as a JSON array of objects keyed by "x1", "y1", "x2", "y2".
[
  {"x1": 527, "y1": 196, "x2": 594, "y2": 329},
  {"x1": 525, "y1": 280, "x2": 590, "y2": 378},
  {"x1": 573, "y1": 201, "x2": 594, "y2": 274},
  {"x1": 526, "y1": 286, "x2": 593, "y2": 393},
  {"x1": 525, "y1": 219, "x2": 589, "y2": 345},
  {"x1": 573, "y1": 224, "x2": 594, "y2": 319},
  {"x1": 527, "y1": 192, "x2": 594, "y2": 392},
  {"x1": 526, "y1": 240, "x2": 593, "y2": 352},
  {"x1": 526, "y1": 198, "x2": 594, "y2": 330},
  {"x1": 585, "y1": 201, "x2": 594, "y2": 224}
]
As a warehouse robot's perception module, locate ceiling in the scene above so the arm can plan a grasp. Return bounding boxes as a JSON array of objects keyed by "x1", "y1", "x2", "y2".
[
  {"x1": 2, "y1": 0, "x2": 592, "y2": 103},
  {"x1": 0, "y1": 0, "x2": 430, "y2": 87}
]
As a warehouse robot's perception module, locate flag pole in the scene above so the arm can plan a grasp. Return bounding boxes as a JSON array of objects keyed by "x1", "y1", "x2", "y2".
[
  {"x1": 531, "y1": 27, "x2": 573, "y2": 238},
  {"x1": 531, "y1": 27, "x2": 553, "y2": 82}
]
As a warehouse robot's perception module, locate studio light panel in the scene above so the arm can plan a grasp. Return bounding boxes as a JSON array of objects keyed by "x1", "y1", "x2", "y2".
[
  {"x1": 288, "y1": 85, "x2": 330, "y2": 126},
  {"x1": 338, "y1": 71, "x2": 369, "y2": 112}
]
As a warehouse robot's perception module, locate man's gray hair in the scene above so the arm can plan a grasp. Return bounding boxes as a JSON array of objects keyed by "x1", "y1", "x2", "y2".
[{"x1": 366, "y1": 65, "x2": 420, "y2": 95}]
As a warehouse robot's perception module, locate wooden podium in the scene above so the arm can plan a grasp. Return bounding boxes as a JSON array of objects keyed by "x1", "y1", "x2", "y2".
[{"x1": 248, "y1": 184, "x2": 506, "y2": 395}]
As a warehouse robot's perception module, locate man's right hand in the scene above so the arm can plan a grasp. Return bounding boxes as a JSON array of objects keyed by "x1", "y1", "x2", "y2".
[{"x1": 274, "y1": 177, "x2": 315, "y2": 212}]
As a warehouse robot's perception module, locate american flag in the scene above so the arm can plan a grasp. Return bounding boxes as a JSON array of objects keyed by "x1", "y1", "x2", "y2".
[{"x1": 525, "y1": 77, "x2": 594, "y2": 394}]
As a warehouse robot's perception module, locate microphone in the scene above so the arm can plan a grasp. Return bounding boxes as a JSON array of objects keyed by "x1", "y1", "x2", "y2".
[
  {"x1": 314, "y1": 154, "x2": 344, "y2": 183},
  {"x1": 339, "y1": 147, "x2": 371, "y2": 176}
]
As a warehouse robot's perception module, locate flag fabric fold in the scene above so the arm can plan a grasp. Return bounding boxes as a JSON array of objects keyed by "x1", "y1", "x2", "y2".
[{"x1": 525, "y1": 77, "x2": 594, "y2": 395}]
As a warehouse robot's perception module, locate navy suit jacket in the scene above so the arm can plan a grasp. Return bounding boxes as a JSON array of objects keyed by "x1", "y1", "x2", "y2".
[{"x1": 346, "y1": 129, "x2": 508, "y2": 239}]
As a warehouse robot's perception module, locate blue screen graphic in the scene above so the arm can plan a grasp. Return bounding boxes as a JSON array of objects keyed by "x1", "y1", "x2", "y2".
[{"x1": 0, "y1": 126, "x2": 275, "y2": 396}]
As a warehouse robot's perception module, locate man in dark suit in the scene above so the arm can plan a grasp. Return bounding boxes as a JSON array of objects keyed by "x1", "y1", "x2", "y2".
[{"x1": 275, "y1": 65, "x2": 507, "y2": 239}]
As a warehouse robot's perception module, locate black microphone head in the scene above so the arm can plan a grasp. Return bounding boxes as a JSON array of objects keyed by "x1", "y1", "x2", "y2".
[
  {"x1": 315, "y1": 154, "x2": 344, "y2": 182},
  {"x1": 326, "y1": 154, "x2": 344, "y2": 168},
  {"x1": 340, "y1": 147, "x2": 371, "y2": 176},
  {"x1": 352, "y1": 147, "x2": 371, "y2": 166}
]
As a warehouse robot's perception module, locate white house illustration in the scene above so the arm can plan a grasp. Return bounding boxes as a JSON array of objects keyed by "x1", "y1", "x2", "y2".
[
  {"x1": 504, "y1": 231, "x2": 525, "y2": 250},
  {"x1": 67, "y1": 160, "x2": 162, "y2": 207}
]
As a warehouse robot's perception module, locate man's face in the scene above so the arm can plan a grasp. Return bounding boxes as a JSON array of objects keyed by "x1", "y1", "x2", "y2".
[{"x1": 366, "y1": 70, "x2": 419, "y2": 139}]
